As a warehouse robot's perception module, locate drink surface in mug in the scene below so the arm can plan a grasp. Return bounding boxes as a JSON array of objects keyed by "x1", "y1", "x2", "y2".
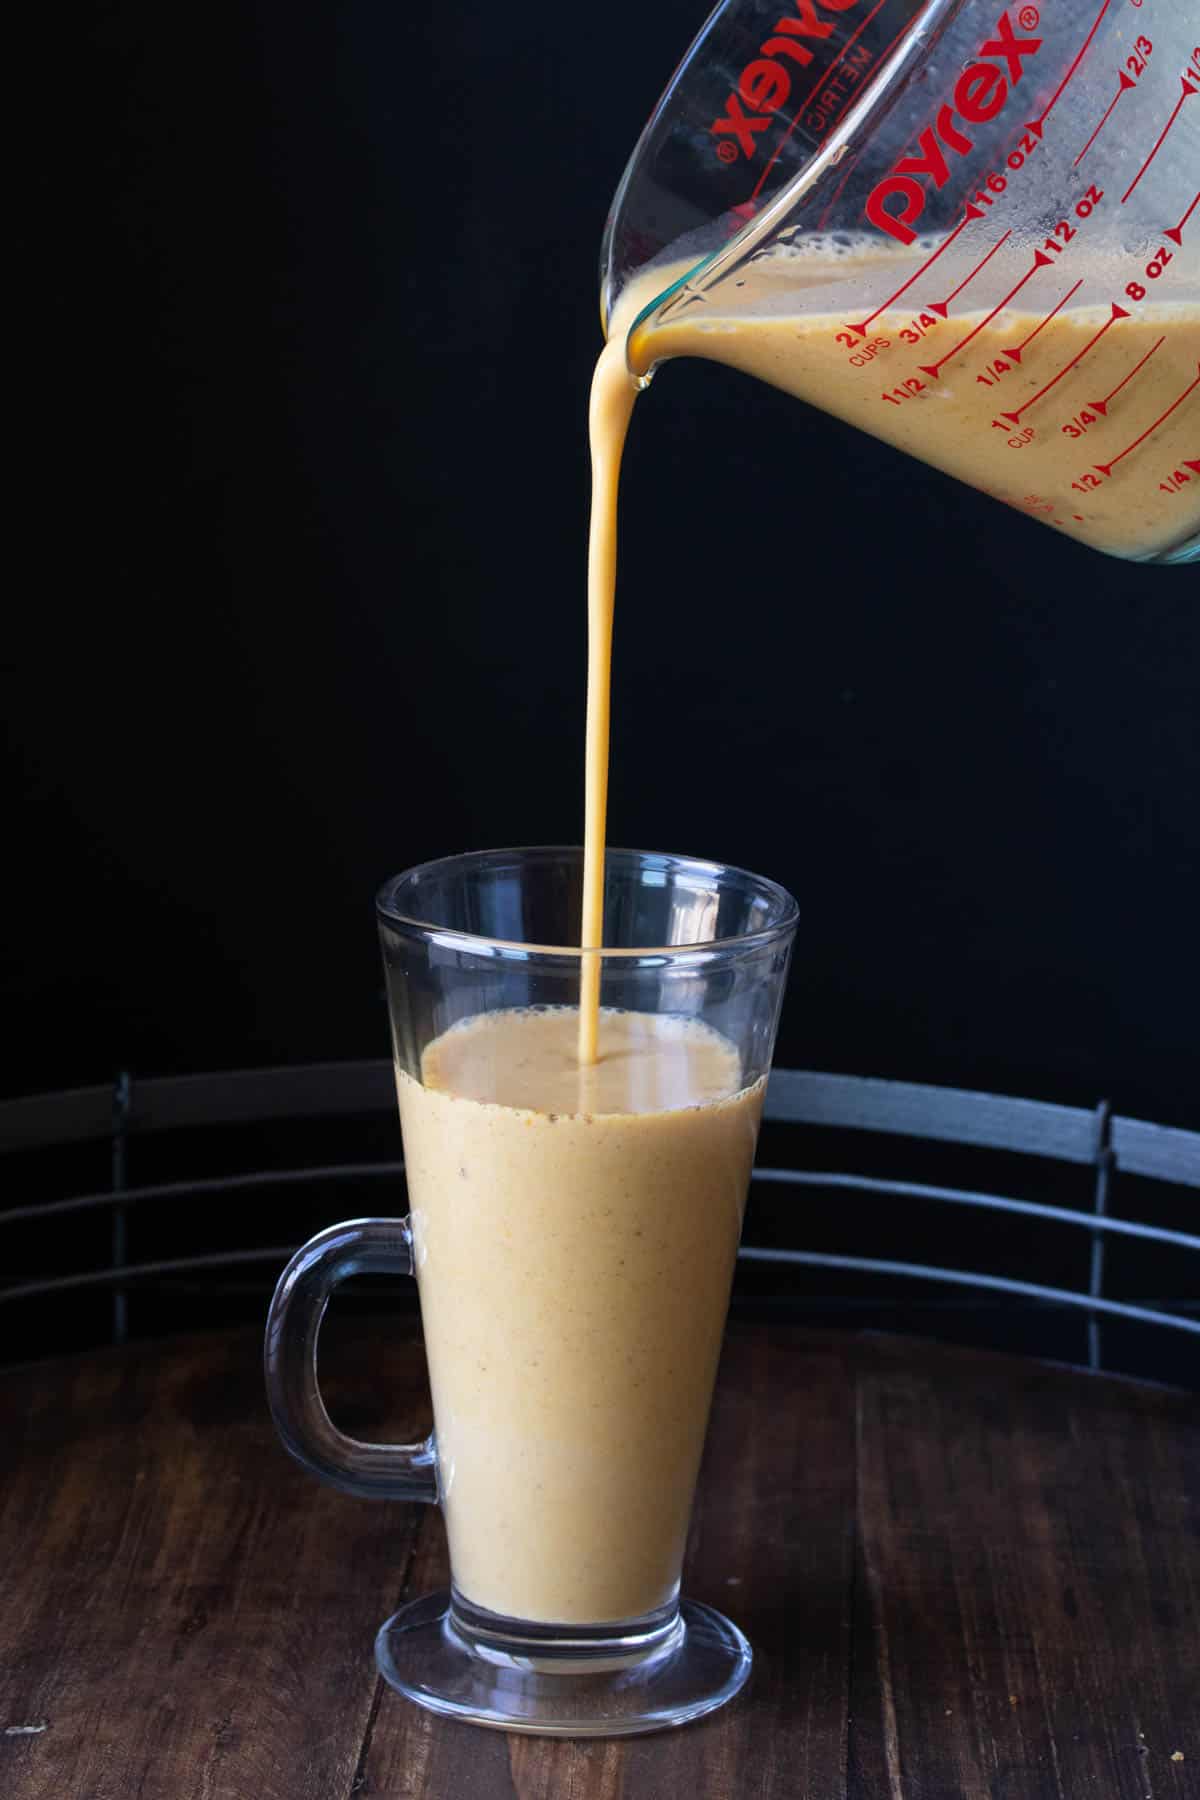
[{"x1": 396, "y1": 1005, "x2": 763, "y2": 1624}]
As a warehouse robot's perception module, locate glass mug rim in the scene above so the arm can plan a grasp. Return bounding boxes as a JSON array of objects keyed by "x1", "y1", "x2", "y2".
[{"x1": 375, "y1": 843, "x2": 800, "y2": 964}]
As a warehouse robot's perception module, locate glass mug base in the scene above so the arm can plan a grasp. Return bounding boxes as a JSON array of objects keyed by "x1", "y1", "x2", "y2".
[{"x1": 374, "y1": 1588, "x2": 752, "y2": 1737}]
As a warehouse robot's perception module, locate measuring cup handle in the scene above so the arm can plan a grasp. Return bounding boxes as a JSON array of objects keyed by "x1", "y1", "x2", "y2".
[{"x1": 263, "y1": 1218, "x2": 438, "y2": 1502}]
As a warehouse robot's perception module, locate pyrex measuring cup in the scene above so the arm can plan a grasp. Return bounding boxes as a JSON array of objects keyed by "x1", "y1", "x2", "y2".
[{"x1": 602, "y1": 0, "x2": 1200, "y2": 563}]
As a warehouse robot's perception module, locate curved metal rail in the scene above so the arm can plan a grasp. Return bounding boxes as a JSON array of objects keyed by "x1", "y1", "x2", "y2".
[{"x1": 3, "y1": 1063, "x2": 1198, "y2": 1371}]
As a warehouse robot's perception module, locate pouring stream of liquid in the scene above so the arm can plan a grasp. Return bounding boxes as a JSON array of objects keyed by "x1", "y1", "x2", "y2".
[{"x1": 579, "y1": 332, "x2": 640, "y2": 1067}]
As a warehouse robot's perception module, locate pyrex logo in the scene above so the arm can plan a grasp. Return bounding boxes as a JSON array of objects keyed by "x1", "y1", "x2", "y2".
[
  {"x1": 865, "y1": 8, "x2": 1044, "y2": 243},
  {"x1": 710, "y1": 0, "x2": 867, "y2": 162}
]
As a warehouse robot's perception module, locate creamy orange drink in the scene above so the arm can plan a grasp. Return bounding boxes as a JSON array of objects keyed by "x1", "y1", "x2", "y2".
[{"x1": 397, "y1": 1006, "x2": 762, "y2": 1623}]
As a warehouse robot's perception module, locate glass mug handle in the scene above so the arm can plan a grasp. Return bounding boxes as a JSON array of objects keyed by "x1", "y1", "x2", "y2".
[{"x1": 263, "y1": 1218, "x2": 438, "y2": 1502}]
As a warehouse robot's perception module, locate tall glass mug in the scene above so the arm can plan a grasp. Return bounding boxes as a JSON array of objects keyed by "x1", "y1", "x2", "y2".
[{"x1": 264, "y1": 847, "x2": 797, "y2": 1735}]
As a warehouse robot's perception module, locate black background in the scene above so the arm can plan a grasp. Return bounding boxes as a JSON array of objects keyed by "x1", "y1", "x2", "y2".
[{"x1": 6, "y1": 0, "x2": 1198, "y2": 1126}]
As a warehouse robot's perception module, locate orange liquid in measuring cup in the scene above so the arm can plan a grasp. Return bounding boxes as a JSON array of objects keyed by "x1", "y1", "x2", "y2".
[{"x1": 618, "y1": 239, "x2": 1200, "y2": 563}]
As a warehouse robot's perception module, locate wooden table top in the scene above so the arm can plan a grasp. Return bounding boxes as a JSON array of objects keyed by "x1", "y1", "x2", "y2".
[{"x1": 2, "y1": 1316, "x2": 1196, "y2": 1799}]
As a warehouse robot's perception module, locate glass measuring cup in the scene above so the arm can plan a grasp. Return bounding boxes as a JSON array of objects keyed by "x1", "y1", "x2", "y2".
[{"x1": 602, "y1": 0, "x2": 1199, "y2": 563}]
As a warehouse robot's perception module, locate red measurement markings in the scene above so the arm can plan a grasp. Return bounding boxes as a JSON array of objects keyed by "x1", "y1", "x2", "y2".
[
  {"x1": 919, "y1": 250, "x2": 1051, "y2": 379},
  {"x1": 749, "y1": 0, "x2": 896, "y2": 204},
  {"x1": 1000, "y1": 302, "x2": 1128, "y2": 424},
  {"x1": 1121, "y1": 76, "x2": 1198, "y2": 206},
  {"x1": 1075, "y1": 70, "x2": 1135, "y2": 165},
  {"x1": 1029, "y1": 0, "x2": 1114, "y2": 135},
  {"x1": 1012, "y1": 492, "x2": 1071, "y2": 529},
  {"x1": 810, "y1": 12, "x2": 927, "y2": 166},
  {"x1": 1005, "y1": 279, "x2": 1084, "y2": 364},
  {"x1": 846, "y1": 204, "x2": 984, "y2": 338},
  {"x1": 1094, "y1": 366, "x2": 1200, "y2": 478},
  {"x1": 1165, "y1": 189, "x2": 1200, "y2": 248},
  {"x1": 1087, "y1": 335, "x2": 1166, "y2": 416},
  {"x1": 927, "y1": 231, "x2": 1012, "y2": 320}
]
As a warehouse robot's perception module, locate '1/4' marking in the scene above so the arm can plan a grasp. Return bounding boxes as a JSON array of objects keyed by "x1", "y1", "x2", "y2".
[{"x1": 1160, "y1": 461, "x2": 1200, "y2": 496}]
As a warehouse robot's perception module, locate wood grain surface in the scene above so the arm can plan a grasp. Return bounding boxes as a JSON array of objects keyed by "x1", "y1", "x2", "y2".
[{"x1": 1, "y1": 1318, "x2": 1196, "y2": 1799}]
